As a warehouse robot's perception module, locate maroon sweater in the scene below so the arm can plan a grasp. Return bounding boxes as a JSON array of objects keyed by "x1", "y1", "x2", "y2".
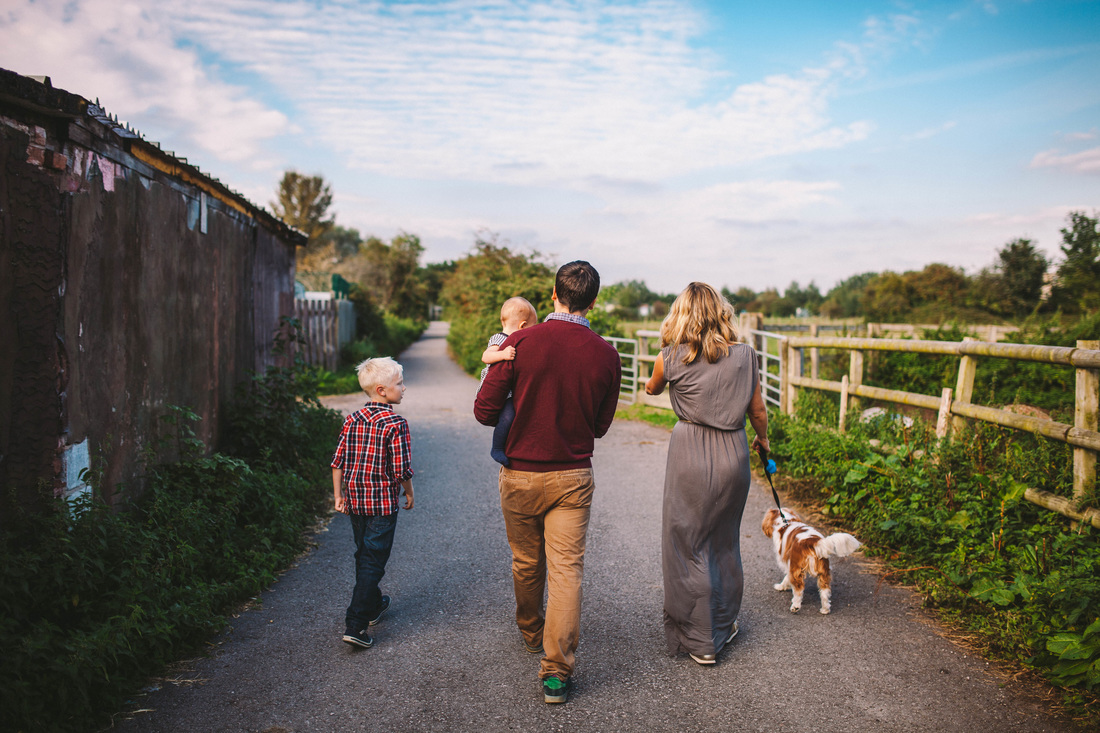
[{"x1": 474, "y1": 319, "x2": 622, "y2": 472}]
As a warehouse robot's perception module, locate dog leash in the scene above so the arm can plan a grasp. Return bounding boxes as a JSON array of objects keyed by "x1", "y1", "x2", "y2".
[{"x1": 756, "y1": 446, "x2": 788, "y2": 527}]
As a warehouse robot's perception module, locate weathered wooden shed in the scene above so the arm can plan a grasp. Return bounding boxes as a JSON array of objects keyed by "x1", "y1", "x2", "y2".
[{"x1": 0, "y1": 68, "x2": 306, "y2": 514}]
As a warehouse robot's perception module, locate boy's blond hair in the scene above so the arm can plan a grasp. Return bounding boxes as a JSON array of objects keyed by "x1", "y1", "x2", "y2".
[
  {"x1": 357, "y1": 356, "x2": 403, "y2": 394},
  {"x1": 501, "y1": 296, "x2": 537, "y2": 326}
]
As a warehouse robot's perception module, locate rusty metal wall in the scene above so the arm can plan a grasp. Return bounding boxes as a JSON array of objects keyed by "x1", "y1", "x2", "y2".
[{"x1": 0, "y1": 72, "x2": 302, "y2": 512}]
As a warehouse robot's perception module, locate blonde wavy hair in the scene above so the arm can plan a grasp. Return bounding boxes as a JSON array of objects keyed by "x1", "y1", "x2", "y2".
[{"x1": 660, "y1": 282, "x2": 739, "y2": 364}]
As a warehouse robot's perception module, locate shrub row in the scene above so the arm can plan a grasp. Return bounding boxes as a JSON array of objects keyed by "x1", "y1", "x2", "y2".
[
  {"x1": 0, "y1": 355, "x2": 342, "y2": 732},
  {"x1": 759, "y1": 391, "x2": 1099, "y2": 716}
]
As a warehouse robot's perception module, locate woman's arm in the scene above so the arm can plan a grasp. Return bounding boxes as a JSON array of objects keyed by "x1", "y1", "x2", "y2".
[
  {"x1": 747, "y1": 380, "x2": 770, "y2": 454},
  {"x1": 645, "y1": 352, "x2": 667, "y2": 395}
]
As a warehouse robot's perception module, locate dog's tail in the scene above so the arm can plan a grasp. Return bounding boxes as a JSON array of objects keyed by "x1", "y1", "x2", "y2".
[{"x1": 815, "y1": 532, "x2": 861, "y2": 559}]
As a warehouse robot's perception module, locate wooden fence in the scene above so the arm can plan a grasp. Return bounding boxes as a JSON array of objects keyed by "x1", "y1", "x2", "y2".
[
  {"x1": 626, "y1": 318, "x2": 1100, "y2": 528},
  {"x1": 293, "y1": 298, "x2": 356, "y2": 371}
]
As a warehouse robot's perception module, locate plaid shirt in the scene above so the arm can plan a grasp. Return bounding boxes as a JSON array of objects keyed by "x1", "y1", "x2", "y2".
[
  {"x1": 331, "y1": 402, "x2": 414, "y2": 515},
  {"x1": 544, "y1": 312, "x2": 591, "y2": 327}
]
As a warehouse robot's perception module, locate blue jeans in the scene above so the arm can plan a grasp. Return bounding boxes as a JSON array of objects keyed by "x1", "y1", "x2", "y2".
[
  {"x1": 345, "y1": 511, "x2": 398, "y2": 633},
  {"x1": 491, "y1": 397, "x2": 516, "y2": 466}
]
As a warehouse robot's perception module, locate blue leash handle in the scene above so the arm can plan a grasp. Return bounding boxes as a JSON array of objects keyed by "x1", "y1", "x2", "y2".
[{"x1": 756, "y1": 447, "x2": 783, "y2": 514}]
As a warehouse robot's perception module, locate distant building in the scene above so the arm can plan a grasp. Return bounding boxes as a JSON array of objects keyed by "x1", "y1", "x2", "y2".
[{"x1": 0, "y1": 68, "x2": 306, "y2": 514}]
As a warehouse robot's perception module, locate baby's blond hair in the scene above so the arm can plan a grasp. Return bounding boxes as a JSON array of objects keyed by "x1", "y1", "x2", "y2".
[
  {"x1": 357, "y1": 356, "x2": 403, "y2": 394},
  {"x1": 501, "y1": 297, "x2": 537, "y2": 327}
]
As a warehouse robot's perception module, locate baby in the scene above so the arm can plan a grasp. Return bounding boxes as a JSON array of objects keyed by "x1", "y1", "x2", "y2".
[{"x1": 479, "y1": 296, "x2": 538, "y2": 466}]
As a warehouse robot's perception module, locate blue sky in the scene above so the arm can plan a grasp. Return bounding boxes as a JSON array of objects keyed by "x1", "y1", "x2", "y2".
[{"x1": 2, "y1": 0, "x2": 1097, "y2": 294}]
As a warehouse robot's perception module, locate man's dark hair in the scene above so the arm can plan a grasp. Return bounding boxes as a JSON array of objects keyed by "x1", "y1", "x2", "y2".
[{"x1": 555, "y1": 261, "x2": 600, "y2": 313}]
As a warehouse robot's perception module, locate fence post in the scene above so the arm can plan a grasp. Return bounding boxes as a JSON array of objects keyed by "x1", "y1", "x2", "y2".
[
  {"x1": 936, "y1": 387, "x2": 953, "y2": 439},
  {"x1": 809, "y1": 324, "x2": 819, "y2": 380},
  {"x1": 1074, "y1": 340, "x2": 1099, "y2": 506},
  {"x1": 839, "y1": 375, "x2": 849, "y2": 433},
  {"x1": 848, "y1": 350, "x2": 864, "y2": 412},
  {"x1": 638, "y1": 333, "x2": 652, "y2": 384},
  {"x1": 951, "y1": 337, "x2": 978, "y2": 437},
  {"x1": 778, "y1": 338, "x2": 789, "y2": 414},
  {"x1": 787, "y1": 343, "x2": 802, "y2": 415},
  {"x1": 738, "y1": 313, "x2": 751, "y2": 344}
]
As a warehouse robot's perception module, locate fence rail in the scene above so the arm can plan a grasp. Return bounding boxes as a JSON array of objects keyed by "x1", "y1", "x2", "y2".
[
  {"x1": 604, "y1": 336, "x2": 639, "y2": 404},
  {"x1": 617, "y1": 316, "x2": 1099, "y2": 528}
]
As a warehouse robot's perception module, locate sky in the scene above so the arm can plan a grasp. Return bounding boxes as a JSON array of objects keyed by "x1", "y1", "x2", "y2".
[{"x1": 1, "y1": 0, "x2": 1098, "y2": 294}]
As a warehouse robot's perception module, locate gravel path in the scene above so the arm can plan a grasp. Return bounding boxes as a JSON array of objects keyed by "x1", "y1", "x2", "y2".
[{"x1": 117, "y1": 322, "x2": 1080, "y2": 732}]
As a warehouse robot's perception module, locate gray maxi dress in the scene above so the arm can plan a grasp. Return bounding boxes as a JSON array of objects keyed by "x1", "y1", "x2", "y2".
[{"x1": 661, "y1": 343, "x2": 758, "y2": 657}]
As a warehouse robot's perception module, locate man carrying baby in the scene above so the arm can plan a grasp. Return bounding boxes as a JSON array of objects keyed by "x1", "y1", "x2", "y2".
[{"x1": 474, "y1": 261, "x2": 622, "y2": 704}]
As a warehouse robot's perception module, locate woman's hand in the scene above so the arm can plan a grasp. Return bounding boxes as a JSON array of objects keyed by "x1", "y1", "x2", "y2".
[{"x1": 751, "y1": 434, "x2": 770, "y2": 456}]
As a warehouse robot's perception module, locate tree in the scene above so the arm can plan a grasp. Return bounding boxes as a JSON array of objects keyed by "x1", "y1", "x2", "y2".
[
  {"x1": 819, "y1": 272, "x2": 877, "y2": 318},
  {"x1": 974, "y1": 238, "x2": 1048, "y2": 318},
  {"x1": 440, "y1": 234, "x2": 555, "y2": 374},
  {"x1": 271, "y1": 171, "x2": 335, "y2": 264},
  {"x1": 324, "y1": 225, "x2": 364, "y2": 261},
  {"x1": 784, "y1": 281, "x2": 823, "y2": 315},
  {"x1": 862, "y1": 272, "x2": 912, "y2": 321},
  {"x1": 905, "y1": 264, "x2": 969, "y2": 310},
  {"x1": 343, "y1": 233, "x2": 428, "y2": 319},
  {"x1": 722, "y1": 286, "x2": 757, "y2": 312},
  {"x1": 1052, "y1": 211, "x2": 1100, "y2": 313}
]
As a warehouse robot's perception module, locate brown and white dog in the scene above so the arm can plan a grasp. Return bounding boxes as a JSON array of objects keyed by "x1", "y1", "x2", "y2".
[{"x1": 762, "y1": 508, "x2": 861, "y2": 614}]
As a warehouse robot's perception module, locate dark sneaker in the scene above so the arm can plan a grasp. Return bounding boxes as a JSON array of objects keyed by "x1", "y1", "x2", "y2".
[
  {"x1": 342, "y1": 629, "x2": 373, "y2": 648},
  {"x1": 523, "y1": 639, "x2": 544, "y2": 654},
  {"x1": 542, "y1": 676, "x2": 571, "y2": 704},
  {"x1": 368, "y1": 596, "x2": 390, "y2": 626}
]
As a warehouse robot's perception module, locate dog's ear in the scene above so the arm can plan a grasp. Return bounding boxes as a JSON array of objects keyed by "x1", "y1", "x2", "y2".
[{"x1": 762, "y1": 509, "x2": 775, "y2": 537}]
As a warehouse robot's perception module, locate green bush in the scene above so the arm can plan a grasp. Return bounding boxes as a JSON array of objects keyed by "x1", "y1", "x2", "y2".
[
  {"x1": 316, "y1": 312, "x2": 428, "y2": 395},
  {"x1": 764, "y1": 398, "x2": 1100, "y2": 707},
  {"x1": 0, "y1": 338, "x2": 341, "y2": 732},
  {"x1": 440, "y1": 239, "x2": 555, "y2": 375}
]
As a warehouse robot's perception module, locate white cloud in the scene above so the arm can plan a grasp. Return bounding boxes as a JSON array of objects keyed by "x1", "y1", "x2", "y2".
[
  {"x1": 902, "y1": 120, "x2": 957, "y2": 142},
  {"x1": 152, "y1": 0, "x2": 882, "y2": 183},
  {"x1": 1064, "y1": 129, "x2": 1098, "y2": 142},
  {"x1": 0, "y1": 0, "x2": 289, "y2": 168},
  {"x1": 1030, "y1": 146, "x2": 1100, "y2": 175}
]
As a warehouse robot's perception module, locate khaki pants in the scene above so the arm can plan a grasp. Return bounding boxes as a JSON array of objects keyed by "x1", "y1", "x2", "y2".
[{"x1": 498, "y1": 466, "x2": 595, "y2": 680}]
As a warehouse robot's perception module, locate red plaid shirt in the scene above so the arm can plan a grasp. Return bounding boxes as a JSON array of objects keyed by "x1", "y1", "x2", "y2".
[{"x1": 331, "y1": 402, "x2": 414, "y2": 515}]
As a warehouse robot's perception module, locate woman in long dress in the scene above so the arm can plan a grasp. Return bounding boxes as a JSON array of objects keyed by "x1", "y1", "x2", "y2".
[{"x1": 645, "y1": 282, "x2": 770, "y2": 664}]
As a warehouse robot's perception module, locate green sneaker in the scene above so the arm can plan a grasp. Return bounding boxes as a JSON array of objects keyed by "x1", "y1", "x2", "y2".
[{"x1": 542, "y1": 675, "x2": 571, "y2": 704}]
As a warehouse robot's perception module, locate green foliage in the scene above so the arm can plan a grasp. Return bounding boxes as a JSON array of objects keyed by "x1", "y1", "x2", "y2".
[
  {"x1": 1052, "y1": 212, "x2": 1100, "y2": 314},
  {"x1": 819, "y1": 272, "x2": 877, "y2": 318},
  {"x1": 221, "y1": 320, "x2": 342, "y2": 485},
  {"x1": 440, "y1": 236, "x2": 556, "y2": 375},
  {"x1": 762, "y1": 403, "x2": 1100, "y2": 705},
  {"x1": 971, "y1": 238, "x2": 1048, "y2": 318},
  {"x1": 318, "y1": 312, "x2": 428, "y2": 395},
  {"x1": 0, "y1": 361, "x2": 337, "y2": 732}
]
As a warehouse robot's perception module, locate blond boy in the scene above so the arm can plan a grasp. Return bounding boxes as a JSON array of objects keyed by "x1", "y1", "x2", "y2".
[{"x1": 331, "y1": 357, "x2": 414, "y2": 648}]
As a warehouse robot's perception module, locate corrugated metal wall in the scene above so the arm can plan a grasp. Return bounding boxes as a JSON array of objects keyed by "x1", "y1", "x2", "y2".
[{"x1": 0, "y1": 72, "x2": 302, "y2": 514}]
